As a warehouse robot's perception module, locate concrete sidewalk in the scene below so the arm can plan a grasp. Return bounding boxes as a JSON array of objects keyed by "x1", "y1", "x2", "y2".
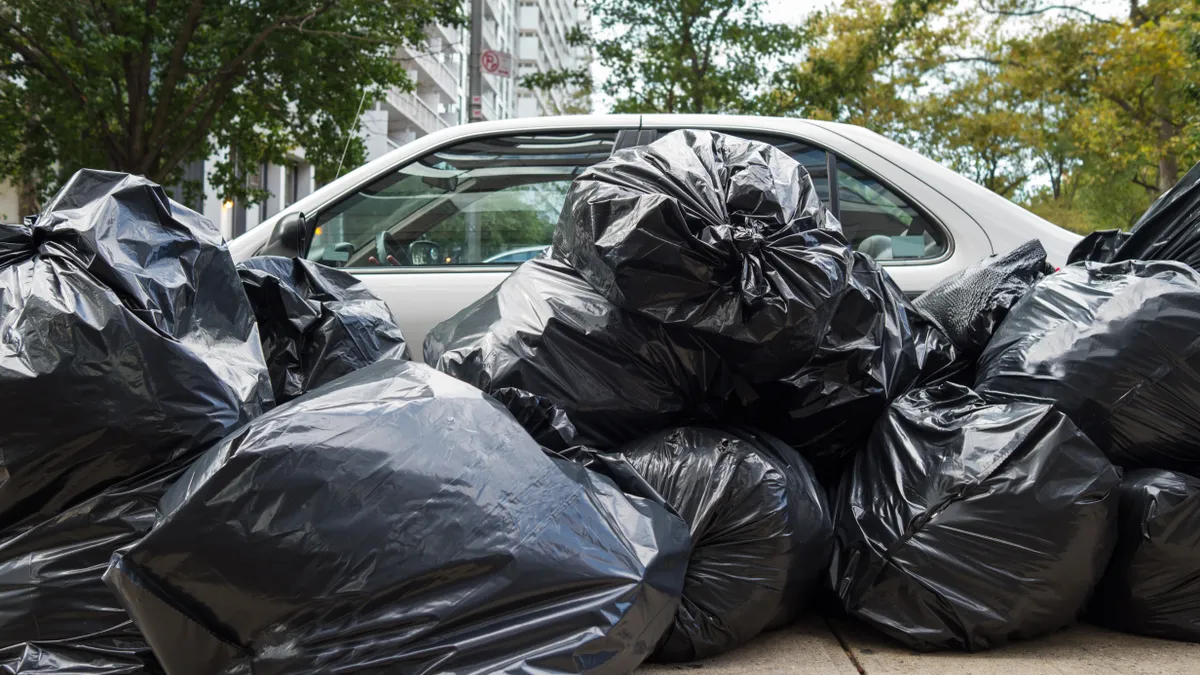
[{"x1": 636, "y1": 617, "x2": 1200, "y2": 674}]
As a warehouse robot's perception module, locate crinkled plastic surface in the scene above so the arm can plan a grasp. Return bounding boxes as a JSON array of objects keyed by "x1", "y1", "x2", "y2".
[
  {"x1": 830, "y1": 383, "x2": 1119, "y2": 652},
  {"x1": 553, "y1": 129, "x2": 853, "y2": 380},
  {"x1": 0, "y1": 169, "x2": 272, "y2": 670},
  {"x1": 914, "y1": 239, "x2": 1051, "y2": 358},
  {"x1": 490, "y1": 387, "x2": 578, "y2": 451},
  {"x1": 1067, "y1": 229, "x2": 1131, "y2": 265},
  {"x1": 610, "y1": 427, "x2": 833, "y2": 662},
  {"x1": 105, "y1": 359, "x2": 691, "y2": 675},
  {"x1": 1090, "y1": 468, "x2": 1200, "y2": 642},
  {"x1": 237, "y1": 255, "x2": 409, "y2": 404},
  {"x1": 976, "y1": 261, "x2": 1200, "y2": 473},
  {"x1": 732, "y1": 252, "x2": 954, "y2": 467},
  {"x1": 424, "y1": 255, "x2": 733, "y2": 448}
]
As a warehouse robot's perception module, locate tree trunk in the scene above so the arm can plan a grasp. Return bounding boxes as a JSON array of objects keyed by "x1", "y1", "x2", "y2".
[
  {"x1": 1158, "y1": 151, "x2": 1179, "y2": 194},
  {"x1": 17, "y1": 177, "x2": 40, "y2": 219}
]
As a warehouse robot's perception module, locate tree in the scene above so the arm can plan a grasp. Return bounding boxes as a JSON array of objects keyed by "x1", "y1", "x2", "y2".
[
  {"x1": 0, "y1": 0, "x2": 463, "y2": 214},
  {"x1": 523, "y1": 0, "x2": 806, "y2": 114}
]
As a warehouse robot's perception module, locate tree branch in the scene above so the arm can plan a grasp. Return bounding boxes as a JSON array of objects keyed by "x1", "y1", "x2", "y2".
[
  {"x1": 146, "y1": 0, "x2": 205, "y2": 166},
  {"x1": 979, "y1": 2, "x2": 1118, "y2": 25},
  {"x1": 148, "y1": 1, "x2": 343, "y2": 169}
]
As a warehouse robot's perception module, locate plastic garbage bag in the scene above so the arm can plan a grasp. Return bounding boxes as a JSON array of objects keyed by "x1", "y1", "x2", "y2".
[
  {"x1": 105, "y1": 359, "x2": 691, "y2": 675},
  {"x1": 237, "y1": 255, "x2": 409, "y2": 404},
  {"x1": 830, "y1": 383, "x2": 1119, "y2": 651},
  {"x1": 0, "y1": 170, "x2": 272, "y2": 669},
  {"x1": 553, "y1": 129, "x2": 853, "y2": 381},
  {"x1": 1090, "y1": 468, "x2": 1200, "y2": 642},
  {"x1": 1084, "y1": 161, "x2": 1200, "y2": 268},
  {"x1": 976, "y1": 260, "x2": 1200, "y2": 473},
  {"x1": 913, "y1": 239, "x2": 1052, "y2": 360},
  {"x1": 490, "y1": 387, "x2": 577, "y2": 451},
  {"x1": 606, "y1": 427, "x2": 833, "y2": 662},
  {"x1": 732, "y1": 252, "x2": 956, "y2": 468},
  {"x1": 424, "y1": 255, "x2": 734, "y2": 449},
  {"x1": 1067, "y1": 229, "x2": 1131, "y2": 265}
]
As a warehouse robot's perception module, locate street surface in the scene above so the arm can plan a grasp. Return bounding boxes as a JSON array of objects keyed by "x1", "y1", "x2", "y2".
[{"x1": 637, "y1": 616, "x2": 1200, "y2": 674}]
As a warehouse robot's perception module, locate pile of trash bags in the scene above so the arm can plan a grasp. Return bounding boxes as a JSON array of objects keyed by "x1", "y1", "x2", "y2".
[
  {"x1": 0, "y1": 170, "x2": 273, "y2": 671},
  {"x1": 427, "y1": 130, "x2": 960, "y2": 470},
  {"x1": 8, "y1": 135, "x2": 1200, "y2": 674},
  {"x1": 106, "y1": 359, "x2": 691, "y2": 674}
]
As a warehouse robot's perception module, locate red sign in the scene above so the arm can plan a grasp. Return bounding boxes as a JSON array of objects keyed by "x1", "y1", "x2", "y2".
[{"x1": 480, "y1": 49, "x2": 512, "y2": 77}]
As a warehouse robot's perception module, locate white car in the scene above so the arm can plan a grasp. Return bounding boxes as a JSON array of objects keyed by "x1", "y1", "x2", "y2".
[{"x1": 230, "y1": 114, "x2": 1082, "y2": 360}]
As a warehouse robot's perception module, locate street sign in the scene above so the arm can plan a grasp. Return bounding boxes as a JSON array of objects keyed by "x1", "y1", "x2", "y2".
[{"x1": 480, "y1": 49, "x2": 512, "y2": 77}]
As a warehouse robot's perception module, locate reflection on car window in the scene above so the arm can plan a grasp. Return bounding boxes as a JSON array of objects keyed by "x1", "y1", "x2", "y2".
[
  {"x1": 309, "y1": 131, "x2": 618, "y2": 268},
  {"x1": 836, "y1": 161, "x2": 946, "y2": 261}
]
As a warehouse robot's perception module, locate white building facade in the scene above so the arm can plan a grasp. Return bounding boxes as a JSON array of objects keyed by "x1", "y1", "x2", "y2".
[{"x1": 516, "y1": 0, "x2": 590, "y2": 117}]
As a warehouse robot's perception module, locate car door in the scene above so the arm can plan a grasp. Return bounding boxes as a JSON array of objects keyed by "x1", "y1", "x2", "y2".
[
  {"x1": 638, "y1": 117, "x2": 993, "y2": 296},
  {"x1": 300, "y1": 128, "x2": 625, "y2": 361}
]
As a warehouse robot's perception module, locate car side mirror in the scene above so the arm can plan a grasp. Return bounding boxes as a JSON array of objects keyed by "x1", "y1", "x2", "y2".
[
  {"x1": 409, "y1": 239, "x2": 445, "y2": 265},
  {"x1": 259, "y1": 211, "x2": 310, "y2": 257}
]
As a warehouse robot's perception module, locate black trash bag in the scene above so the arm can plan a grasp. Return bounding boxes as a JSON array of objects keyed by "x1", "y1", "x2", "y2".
[
  {"x1": 913, "y1": 239, "x2": 1052, "y2": 360},
  {"x1": 424, "y1": 255, "x2": 734, "y2": 448},
  {"x1": 104, "y1": 359, "x2": 691, "y2": 675},
  {"x1": 553, "y1": 129, "x2": 853, "y2": 381},
  {"x1": 830, "y1": 383, "x2": 1120, "y2": 652},
  {"x1": 732, "y1": 252, "x2": 956, "y2": 468},
  {"x1": 490, "y1": 387, "x2": 577, "y2": 451},
  {"x1": 1090, "y1": 468, "x2": 1200, "y2": 642},
  {"x1": 237, "y1": 255, "x2": 410, "y2": 404},
  {"x1": 976, "y1": 260, "x2": 1200, "y2": 473},
  {"x1": 604, "y1": 427, "x2": 833, "y2": 663},
  {"x1": 1067, "y1": 229, "x2": 1131, "y2": 265},
  {"x1": 0, "y1": 170, "x2": 272, "y2": 669},
  {"x1": 1084, "y1": 161, "x2": 1200, "y2": 268}
]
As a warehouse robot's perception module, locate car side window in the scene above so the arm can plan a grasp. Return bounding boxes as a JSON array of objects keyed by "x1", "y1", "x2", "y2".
[
  {"x1": 308, "y1": 131, "x2": 618, "y2": 268},
  {"x1": 836, "y1": 160, "x2": 947, "y2": 261},
  {"x1": 724, "y1": 130, "x2": 947, "y2": 262}
]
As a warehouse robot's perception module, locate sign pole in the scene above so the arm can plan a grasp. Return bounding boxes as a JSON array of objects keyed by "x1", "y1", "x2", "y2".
[{"x1": 468, "y1": 0, "x2": 484, "y2": 122}]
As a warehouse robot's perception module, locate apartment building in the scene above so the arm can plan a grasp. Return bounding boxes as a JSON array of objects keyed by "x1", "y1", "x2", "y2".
[{"x1": 516, "y1": 0, "x2": 590, "y2": 117}]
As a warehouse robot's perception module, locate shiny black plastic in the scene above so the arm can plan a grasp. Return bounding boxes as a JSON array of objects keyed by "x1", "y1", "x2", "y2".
[
  {"x1": 490, "y1": 387, "x2": 578, "y2": 451},
  {"x1": 612, "y1": 427, "x2": 833, "y2": 662},
  {"x1": 914, "y1": 239, "x2": 1051, "y2": 360},
  {"x1": 1071, "y1": 161, "x2": 1200, "y2": 267},
  {"x1": 0, "y1": 170, "x2": 272, "y2": 670},
  {"x1": 1091, "y1": 468, "x2": 1200, "y2": 642},
  {"x1": 830, "y1": 383, "x2": 1120, "y2": 651},
  {"x1": 554, "y1": 129, "x2": 853, "y2": 381},
  {"x1": 976, "y1": 261, "x2": 1200, "y2": 473},
  {"x1": 105, "y1": 359, "x2": 691, "y2": 675},
  {"x1": 1067, "y1": 229, "x2": 1130, "y2": 265},
  {"x1": 733, "y1": 252, "x2": 954, "y2": 466},
  {"x1": 424, "y1": 255, "x2": 733, "y2": 448},
  {"x1": 237, "y1": 255, "x2": 409, "y2": 404}
]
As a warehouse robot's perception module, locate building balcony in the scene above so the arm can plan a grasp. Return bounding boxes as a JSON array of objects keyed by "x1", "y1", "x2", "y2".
[
  {"x1": 431, "y1": 21, "x2": 462, "y2": 47},
  {"x1": 397, "y1": 43, "x2": 459, "y2": 99},
  {"x1": 384, "y1": 89, "x2": 450, "y2": 137}
]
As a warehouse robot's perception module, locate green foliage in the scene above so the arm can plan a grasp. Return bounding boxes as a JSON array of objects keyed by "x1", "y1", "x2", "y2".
[
  {"x1": 524, "y1": 0, "x2": 807, "y2": 114},
  {"x1": 767, "y1": 0, "x2": 1200, "y2": 233},
  {"x1": 0, "y1": 0, "x2": 464, "y2": 211}
]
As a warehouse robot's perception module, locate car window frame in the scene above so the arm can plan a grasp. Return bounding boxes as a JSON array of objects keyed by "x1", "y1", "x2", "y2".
[
  {"x1": 699, "y1": 126, "x2": 955, "y2": 267},
  {"x1": 304, "y1": 127, "x2": 632, "y2": 275}
]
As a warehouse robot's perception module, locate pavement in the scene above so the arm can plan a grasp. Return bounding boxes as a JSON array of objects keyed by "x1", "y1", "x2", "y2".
[{"x1": 636, "y1": 617, "x2": 1200, "y2": 674}]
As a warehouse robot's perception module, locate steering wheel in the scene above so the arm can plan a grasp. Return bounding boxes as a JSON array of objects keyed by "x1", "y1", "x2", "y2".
[{"x1": 374, "y1": 232, "x2": 411, "y2": 266}]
